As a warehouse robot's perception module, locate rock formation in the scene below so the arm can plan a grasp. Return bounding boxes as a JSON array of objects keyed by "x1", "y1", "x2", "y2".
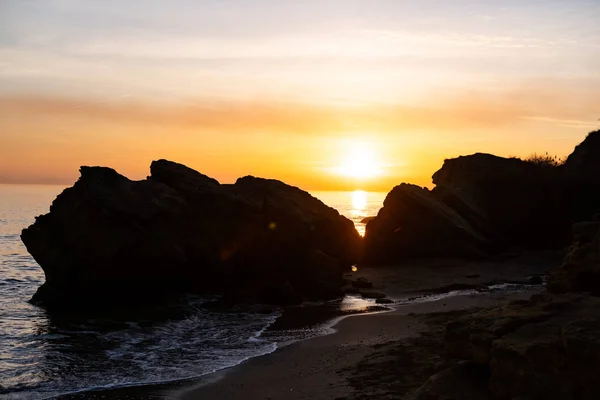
[
  {"x1": 364, "y1": 130, "x2": 600, "y2": 262},
  {"x1": 421, "y1": 220, "x2": 600, "y2": 399},
  {"x1": 563, "y1": 131, "x2": 600, "y2": 184},
  {"x1": 366, "y1": 131, "x2": 600, "y2": 397},
  {"x1": 363, "y1": 184, "x2": 488, "y2": 262},
  {"x1": 547, "y1": 218, "x2": 600, "y2": 294},
  {"x1": 443, "y1": 293, "x2": 600, "y2": 399},
  {"x1": 21, "y1": 160, "x2": 362, "y2": 310}
]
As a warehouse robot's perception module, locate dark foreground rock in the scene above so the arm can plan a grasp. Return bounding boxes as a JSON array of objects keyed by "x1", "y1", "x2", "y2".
[
  {"x1": 547, "y1": 220, "x2": 600, "y2": 294},
  {"x1": 444, "y1": 293, "x2": 600, "y2": 400},
  {"x1": 409, "y1": 362, "x2": 492, "y2": 400},
  {"x1": 364, "y1": 130, "x2": 600, "y2": 262},
  {"x1": 422, "y1": 220, "x2": 600, "y2": 400},
  {"x1": 21, "y1": 160, "x2": 362, "y2": 310}
]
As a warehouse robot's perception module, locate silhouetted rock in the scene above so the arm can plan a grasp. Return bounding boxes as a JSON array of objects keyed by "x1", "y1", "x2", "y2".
[
  {"x1": 528, "y1": 275, "x2": 544, "y2": 285},
  {"x1": 233, "y1": 175, "x2": 361, "y2": 267},
  {"x1": 360, "y1": 216, "x2": 376, "y2": 224},
  {"x1": 432, "y1": 153, "x2": 565, "y2": 248},
  {"x1": 351, "y1": 277, "x2": 373, "y2": 289},
  {"x1": 22, "y1": 160, "x2": 361, "y2": 311},
  {"x1": 563, "y1": 130, "x2": 600, "y2": 184},
  {"x1": 360, "y1": 291, "x2": 387, "y2": 299},
  {"x1": 364, "y1": 184, "x2": 488, "y2": 262},
  {"x1": 364, "y1": 130, "x2": 600, "y2": 262}
]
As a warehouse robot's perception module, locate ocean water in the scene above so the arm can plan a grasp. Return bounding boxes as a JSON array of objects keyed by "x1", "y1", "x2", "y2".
[
  {"x1": 312, "y1": 190, "x2": 387, "y2": 236},
  {"x1": 0, "y1": 185, "x2": 386, "y2": 399}
]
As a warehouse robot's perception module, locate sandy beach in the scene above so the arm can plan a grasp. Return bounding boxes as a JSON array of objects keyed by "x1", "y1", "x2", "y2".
[{"x1": 63, "y1": 252, "x2": 557, "y2": 400}]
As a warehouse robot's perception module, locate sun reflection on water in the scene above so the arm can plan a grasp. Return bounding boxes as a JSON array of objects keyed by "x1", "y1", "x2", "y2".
[
  {"x1": 351, "y1": 190, "x2": 367, "y2": 211},
  {"x1": 339, "y1": 295, "x2": 377, "y2": 312},
  {"x1": 351, "y1": 190, "x2": 368, "y2": 236},
  {"x1": 309, "y1": 190, "x2": 386, "y2": 238}
]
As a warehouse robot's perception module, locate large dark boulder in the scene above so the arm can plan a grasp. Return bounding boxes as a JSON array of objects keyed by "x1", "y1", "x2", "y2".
[
  {"x1": 432, "y1": 153, "x2": 567, "y2": 249},
  {"x1": 364, "y1": 130, "x2": 600, "y2": 262},
  {"x1": 21, "y1": 160, "x2": 362, "y2": 310},
  {"x1": 363, "y1": 184, "x2": 488, "y2": 262}
]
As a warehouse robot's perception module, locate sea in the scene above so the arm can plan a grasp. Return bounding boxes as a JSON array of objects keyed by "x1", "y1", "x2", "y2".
[{"x1": 0, "y1": 185, "x2": 387, "y2": 399}]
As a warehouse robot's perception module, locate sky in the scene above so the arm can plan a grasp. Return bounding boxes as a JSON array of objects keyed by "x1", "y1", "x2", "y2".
[{"x1": 1, "y1": 0, "x2": 599, "y2": 191}]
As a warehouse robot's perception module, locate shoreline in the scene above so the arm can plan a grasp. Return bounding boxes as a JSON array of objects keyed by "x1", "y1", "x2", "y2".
[
  {"x1": 54, "y1": 300, "x2": 394, "y2": 400},
  {"x1": 175, "y1": 287, "x2": 543, "y2": 400},
  {"x1": 55, "y1": 253, "x2": 558, "y2": 399}
]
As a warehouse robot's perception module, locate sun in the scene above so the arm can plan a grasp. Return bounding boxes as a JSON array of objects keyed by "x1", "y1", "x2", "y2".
[{"x1": 333, "y1": 140, "x2": 383, "y2": 180}]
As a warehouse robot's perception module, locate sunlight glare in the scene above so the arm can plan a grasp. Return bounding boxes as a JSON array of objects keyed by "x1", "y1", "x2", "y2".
[
  {"x1": 352, "y1": 190, "x2": 367, "y2": 211},
  {"x1": 334, "y1": 141, "x2": 383, "y2": 180}
]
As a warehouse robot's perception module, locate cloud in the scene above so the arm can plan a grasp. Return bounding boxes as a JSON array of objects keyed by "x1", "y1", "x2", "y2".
[
  {"x1": 518, "y1": 116, "x2": 600, "y2": 129},
  {"x1": 1, "y1": 86, "x2": 598, "y2": 138},
  {"x1": 1, "y1": 88, "x2": 598, "y2": 190}
]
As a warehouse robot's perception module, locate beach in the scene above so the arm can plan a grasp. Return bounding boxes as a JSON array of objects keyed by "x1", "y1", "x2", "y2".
[
  {"x1": 65, "y1": 252, "x2": 556, "y2": 400},
  {"x1": 178, "y1": 292, "x2": 539, "y2": 400}
]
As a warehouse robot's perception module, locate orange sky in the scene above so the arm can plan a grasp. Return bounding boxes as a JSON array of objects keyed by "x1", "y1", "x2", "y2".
[{"x1": 1, "y1": 1, "x2": 599, "y2": 191}]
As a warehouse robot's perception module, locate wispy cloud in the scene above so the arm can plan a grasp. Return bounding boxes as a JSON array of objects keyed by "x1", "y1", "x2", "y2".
[
  {"x1": 519, "y1": 116, "x2": 600, "y2": 129},
  {"x1": 2, "y1": 85, "x2": 598, "y2": 135}
]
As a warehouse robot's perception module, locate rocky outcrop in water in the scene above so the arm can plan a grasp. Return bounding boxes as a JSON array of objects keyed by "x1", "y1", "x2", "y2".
[
  {"x1": 21, "y1": 160, "x2": 361, "y2": 310},
  {"x1": 364, "y1": 130, "x2": 600, "y2": 262}
]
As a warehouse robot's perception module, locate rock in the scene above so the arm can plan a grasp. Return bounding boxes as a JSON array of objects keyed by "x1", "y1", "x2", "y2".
[
  {"x1": 364, "y1": 130, "x2": 600, "y2": 262},
  {"x1": 149, "y1": 159, "x2": 221, "y2": 193},
  {"x1": 351, "y1": 277, "x2": 373, "y2": 289},
  {"x1": 430, "y1": 283, "x2": 485, "y2": 294},
  {"x1": 233, "y1": 176, "x2": 362, "y2": 267},
  {"x1": 360, "y1": 216, "x2": 376, "y2": 224},
  {"x1": 444, "y1": 294, "x2": 600, "y2": 399},
  {"x1": 563, "y1": 130, "x2": 600, "y2": 184},
  {"x1": 547, "y1": 221, "x2": 600, "y2": 294},
  {"x1": 416, "y1": 208, "x2": 600, "y2": 399},
  {"x1": 363, "y1": 184, "x2": 489, "y2": 262},
  {"x1": 408, "y1": 362, "x2": 492, "y2": 400},
  {"x1": 22, "y1": 160, "x2": 362, "y2": 311},
  {"x1": 432, "y1": 153, "x2": 569, "y2": 249},
  {"x1": 360, "y1": 291, "x2": 387, "y2": 299},
  {"x1": 571, "y1": 221, "x2": 600, "y2": 243},
  {"x1": 343, "y1": 287, "x2": 360, "y2": 295},
  {"x1": 375, "y1": 298, "x2": 394, "y2": 304},
  {"x1": 528, "y1": 275, "x2": 544, "y2": 285}
]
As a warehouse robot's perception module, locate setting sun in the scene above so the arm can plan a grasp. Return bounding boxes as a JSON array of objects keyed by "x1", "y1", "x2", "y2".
[{"x1": 332, "y1": 141, "x2": 384, "y2": 180}]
